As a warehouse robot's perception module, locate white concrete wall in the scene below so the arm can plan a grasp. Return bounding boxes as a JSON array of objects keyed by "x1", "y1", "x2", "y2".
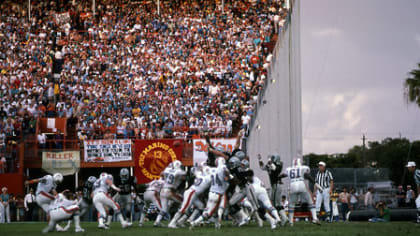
[{"x1": 246, "y1": 0, "x2": 302, "y2": 190}]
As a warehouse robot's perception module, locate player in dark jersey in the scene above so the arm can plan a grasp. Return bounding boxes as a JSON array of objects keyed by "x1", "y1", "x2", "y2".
[
  {"x1": 114, "y1": 168, "x2": 137, "y2": 221},
  {"x1": 224, "y1": 156, "x2": 253, "y2": 226},
  {"x1": 77, "y1": 176, "x2": 97, "y2": 220},
  {"x1": 259, "y1": 154, "x2": 285, "y2": 210},
  {"x1": 206, "y1": 129, "x2": 245, "y2": 167},
  {"x1": 258, "y1": 154, "x2": 288, "y2": 224}
]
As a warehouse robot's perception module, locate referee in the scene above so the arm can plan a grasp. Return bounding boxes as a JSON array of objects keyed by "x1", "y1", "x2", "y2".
[{"x1": 314, "y1": 161, "x2": 334, "y2": 221}]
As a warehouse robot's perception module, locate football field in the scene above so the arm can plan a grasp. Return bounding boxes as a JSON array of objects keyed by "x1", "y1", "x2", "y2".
[{"x1": 0, "y1": 222, "x2": 419, "y2": 236}]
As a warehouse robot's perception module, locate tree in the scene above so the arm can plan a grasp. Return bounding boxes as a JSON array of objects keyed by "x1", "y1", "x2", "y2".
[
  {"x1": 404, "y1": 63, "x2": 420, "y2": 107},
  {"x1": 304, "y1": 137, "x2": 420, "y2": 187}
]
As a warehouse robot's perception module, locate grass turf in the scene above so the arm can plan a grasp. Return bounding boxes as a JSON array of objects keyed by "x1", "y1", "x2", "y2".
[{"x1": 0, "y1": 221, "x2": 419, "y2": 236}]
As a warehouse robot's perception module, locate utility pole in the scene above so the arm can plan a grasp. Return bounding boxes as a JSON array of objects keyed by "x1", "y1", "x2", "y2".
[{"x1": 362, "y1": 134, "x2": 366, "y2": 167}]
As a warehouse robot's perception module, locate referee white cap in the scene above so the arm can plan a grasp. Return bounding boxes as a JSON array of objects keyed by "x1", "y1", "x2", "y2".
[
  {"x1": 318, "y1": 161, "x2": 326, "y2": 167},
  {"x1": 406, "y1": 161, "x2": 416, "y2": 167}
]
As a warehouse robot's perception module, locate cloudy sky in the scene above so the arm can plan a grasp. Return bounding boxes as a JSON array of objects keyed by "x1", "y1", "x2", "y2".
[{"x1": 301, "y1": 0, "x2": 420, "y2": 154}]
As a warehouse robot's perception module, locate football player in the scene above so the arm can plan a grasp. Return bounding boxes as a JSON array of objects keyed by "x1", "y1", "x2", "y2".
[
  {"x1": 154, "y1": 160, "x2": 186, "y2": 227},
  {"x1": 92, "y1": 173, "x2": 131, "y2": 229}
]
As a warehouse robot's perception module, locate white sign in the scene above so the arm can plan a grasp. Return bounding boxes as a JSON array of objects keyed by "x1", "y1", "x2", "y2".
[
  {"x1": 47, "y1": 118, "x2": 55, "y2": 129},
  {"x1": 42, "y1": 151, "x2": 80, "y2": 176},
  {"x1": 193, "y1": 138, "x2": 238, "y2": 165},
  {"x1": 84, "y1": 139, "x2": 132, "y2": 162}
]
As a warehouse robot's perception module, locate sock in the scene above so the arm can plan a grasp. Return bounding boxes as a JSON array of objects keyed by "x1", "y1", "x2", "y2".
[
  {"x1": 169, "y1": 212, "x2": 182, "y2": 226},
  {"x1": 117, "y1": 212, "x2": 126, "y2": 225},
  {"x1": 155, "y1": 214, "x2": 163, "y2": 224},
  {"x1": 179, "y1": 214, "x2": 189, "y2": 224},
  {"x1": 218, "y1": 207, "x2": 224, "y2": 222},
  {"x1": 279, "y1": 209, "x2": 287, "y2": 222},
  {"x1": 192, "y1": 215, "x2": 204, "y2": 226},
  {"x1": 106, "y1": 215, "x2": 112, "y2": 225},
  {"x1": 74, "y1": 215, "x2": 82, "y2": 229},
  {"x1": 288, "y1": 210, "x2": 294, "y2": 223},
  {"x1": 99, "y1": 216, "x2": 105, "y2": 225},
  {"x1": 187, "y1": 209, "x2": 200, "y2": 222},
  {"x1": 310, "y1": 208, "x2": 318, "y2": 221},
  {"x1": 270, "y1": 208, "x2": 281, "y2": 222},
  {"x1": 139, "y1": 211, "x2": 145, "y2": 223},
  {"x1": 265, "y1": 212, "x2": 276, "y2": 226}
]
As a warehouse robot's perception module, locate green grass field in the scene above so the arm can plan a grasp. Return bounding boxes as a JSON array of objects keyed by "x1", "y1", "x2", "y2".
[{"x1": 0, "y1": 222, "x2": 419, "y2": 236}]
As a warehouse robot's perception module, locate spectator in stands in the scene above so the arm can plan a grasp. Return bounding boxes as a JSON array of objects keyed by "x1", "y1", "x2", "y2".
[
  {"x1": 24, "y1": 188, "x2": 37, "y2": 221},
  {"x1": 365, "y1": 187, "x2": 374, "y2": 209},
  {"x1": 0, "y1": 157, "x2": 5, "y2": 174},
  {"x1": 0, "y1": 0, "x2": 288, "y2": 142},
  {"x1": 405, "y1": 185, "x2": 415, "y2": 208},
  {"x1": 37, "y1": 133, "x2": 47, "y2": 149},
  {"x1": 396, "y1": 185, "x2": 405, "y2": 207},
  {"x1": 0, "y1": 187, "x2": 10, "y2": 223},
  {"x1": 54, "y1": 129, "x2": 63, "y2": 149},
  {"x1": 368, "y1": 201, "x2": 390, "y2": 222},
  {"x1": 0, "y1": 129, "x2": 5, "y2": 153},
  {"x1": 339, "y1": 187, "x2": 350, "y2": 221}
]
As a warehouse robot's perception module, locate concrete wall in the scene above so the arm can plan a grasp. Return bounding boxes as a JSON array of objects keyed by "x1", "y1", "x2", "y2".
[{"x1": 246, "y1": 0, "x2": 302, "y2": 190}]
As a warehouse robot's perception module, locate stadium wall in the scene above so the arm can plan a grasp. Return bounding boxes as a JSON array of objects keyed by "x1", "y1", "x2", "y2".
[{"x1": 246, "y1": 0, "x2": 302, "y2": 189}]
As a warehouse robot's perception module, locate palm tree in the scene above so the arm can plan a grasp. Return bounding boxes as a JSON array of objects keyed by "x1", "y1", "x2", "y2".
[{"x1": 404, "y1": 63, "x2": 420, "y2": 107}]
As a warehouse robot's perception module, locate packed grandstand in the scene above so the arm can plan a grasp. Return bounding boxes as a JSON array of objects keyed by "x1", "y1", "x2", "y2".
[{"x1": 0, "y1": 0, "x2": 288, "y2": 146}]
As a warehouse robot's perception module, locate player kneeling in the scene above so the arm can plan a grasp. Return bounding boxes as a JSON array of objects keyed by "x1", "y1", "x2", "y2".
[{"x1": 42, "y1": 191, "x2": 84, "y2": 233}]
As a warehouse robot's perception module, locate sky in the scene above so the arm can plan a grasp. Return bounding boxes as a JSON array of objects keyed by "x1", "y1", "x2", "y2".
[{"x1": 301, "y1": 0, "x2": 420, "y2": 154}]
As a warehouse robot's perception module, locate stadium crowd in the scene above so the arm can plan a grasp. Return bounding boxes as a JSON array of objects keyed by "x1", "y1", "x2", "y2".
[{"x1": 0, "y1": 0, "x2": 289, "y2": 146}]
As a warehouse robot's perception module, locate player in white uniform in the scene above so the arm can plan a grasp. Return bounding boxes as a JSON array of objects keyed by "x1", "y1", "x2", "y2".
[
  {"x1": 92, "y1": 173, "x2": 131, "y2": 229},
  {"x1": 25, "y1": 173, "x2": 63, "y2": 213},
  {"x1": 246, "y1": 173, "x2": 284, "y2": 229},
  {"x1": 191, "y1": 158, "x2": 230, "y2": 229},
  {"x1": 42, "y1": 191, "x2": 84, "y2": 233},
  {"x1": 25, "y1": 173, "x2": 68, "y2": 232},
  {"x1": 139, "y1": 178, "x2": 164, "y2": 226},
  {"x1": 168, "y1": 166, "x2": 211, "y2": 228},
  {"x1": 284, "y1": 158, "x2": 321, "y2": 226},
  {"x1": 154, "y1": 160, "x2": 186, "y2": 226}
]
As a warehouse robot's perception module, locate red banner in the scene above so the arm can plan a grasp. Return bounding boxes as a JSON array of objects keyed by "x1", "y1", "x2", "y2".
[{"x1": 134, "y1": 139, "x2": 183, "y2": 184}]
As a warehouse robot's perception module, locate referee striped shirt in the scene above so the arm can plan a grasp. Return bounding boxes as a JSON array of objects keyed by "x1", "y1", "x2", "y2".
[
  {"x1": 315, "y1": 170, "x2": 333, "y2": 188},
  {"x1": 414, "y1": 169, "x2": 420, "y2": 186}
]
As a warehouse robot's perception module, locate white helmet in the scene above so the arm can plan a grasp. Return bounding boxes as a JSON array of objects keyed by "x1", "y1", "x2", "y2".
[
  {"x1": 167, "y1": 162, "x2": 174, "y2": 169},
  {"x1": 100, "y1": 172, "x2": 108, "y2": 179},
  {"x1": 199, "y1": 161, "x2": 207, "y2": 169},
  {"x1": 216, "y1": 157, "x2": 226, "y2": 167},
  {"x1": 53, "y1": 173, "x2": 63, "y2": 184},
  {"x1": 173, "y1": 160, "x2": 182, "y2": 170},
  {"x1": 292, "y1": 158, "x2": 302, "y2": 167},
  {"x1": 203, "y1": 166, "x2": 211, "y2": 176}
]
